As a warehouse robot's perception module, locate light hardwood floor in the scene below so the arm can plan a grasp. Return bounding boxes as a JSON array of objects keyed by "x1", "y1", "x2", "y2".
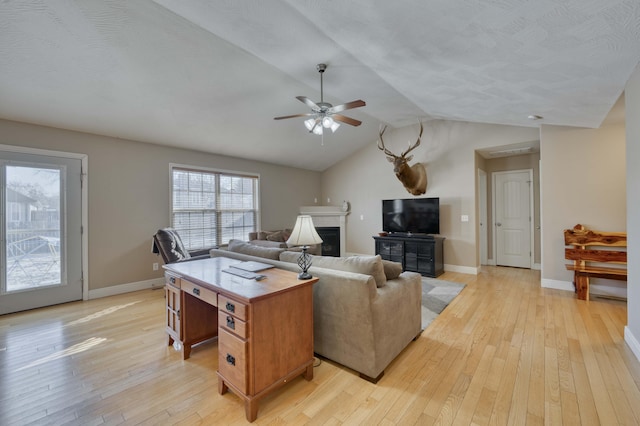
[{"x1": 1, "y1": 267, "x2": 638, "y2": 425}]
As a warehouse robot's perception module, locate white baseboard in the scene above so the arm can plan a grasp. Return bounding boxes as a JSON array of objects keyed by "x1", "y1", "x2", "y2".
[
  {"x1": 625, "y1": 327, "x2": 640, "y2": 363},
  {"x1": 590, "y1": 285, "x2": 627, "y2": 299},
  {"x1": 485, "y1": 260, "x2": 539, "y2": 270},
  {"x1": 541, "y1": 278, "x2": 573, "y2": 292},
  {"x1": 444, "y1": 264, "x2": 479, "y2": 275},
  {"x1": 88, "y1": 277, "x2": 164, "y2": 299}
]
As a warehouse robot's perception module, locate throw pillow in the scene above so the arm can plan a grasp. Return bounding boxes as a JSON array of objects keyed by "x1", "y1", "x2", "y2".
[
  {"x1": 266, "y1": 230, "x2": 285, "y2": 242},
  {"x1": 279, "y1": 252, "x2": 387, "y2": 288},
  {"x1": 382, "y1": 259, "x2": 403, "y2": 280},
  {"x1": 227, "y1": 239, "x2": 284, "y2": 260}
]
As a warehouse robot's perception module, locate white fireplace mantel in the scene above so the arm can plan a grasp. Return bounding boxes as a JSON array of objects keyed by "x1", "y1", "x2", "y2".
[{"x1": 300, "y1": 206, "x2": 349, "y2": 256}]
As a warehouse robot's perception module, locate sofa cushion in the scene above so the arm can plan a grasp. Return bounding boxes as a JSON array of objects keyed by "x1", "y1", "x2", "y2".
[
  {"x1": 266, "y1": 230, "x2": 285, "y2": 242},
  {"x1": 227, "y1": 239, "x2": 285, "y2": 260},
  {"x1": 382, "y1": 259, "x2": 403, "y2": 280},
  {"x1": 249, "y1": 239, "x2": 288, "y2": 249},
  {"x1": 279, "y1": 252, "x2": 387, "y2": 288},
  {"x1": 263, "y1": 229, "x2": 292, "y2": 242}
]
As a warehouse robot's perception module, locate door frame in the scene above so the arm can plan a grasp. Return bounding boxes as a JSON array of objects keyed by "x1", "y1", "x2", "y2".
[
  {"x1": 491, "y1": 168, "x2": 534, "y2": 269},
  {"x1": 478, "y1": 168, "x2": 488, "y2": 265},
  {"x1": 1, "y1": 144, "x2": 89, "y2": 300}
]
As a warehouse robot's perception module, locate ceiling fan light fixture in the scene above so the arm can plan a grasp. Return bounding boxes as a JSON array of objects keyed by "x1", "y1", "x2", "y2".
[
  {"x1": 274, "y1": 64, "x2": 365, "y2": 135},
  {"x1": 304, "y1": 118, "x2": 316, "y2": 131},
  {"x1": 321, "y1": 116, "x2": 340, "y2": 132}
]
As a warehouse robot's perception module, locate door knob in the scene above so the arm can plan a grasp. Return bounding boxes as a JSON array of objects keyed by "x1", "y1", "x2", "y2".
[{"x1": 496, "y1": 222, "x2": 502, "y2": 227}]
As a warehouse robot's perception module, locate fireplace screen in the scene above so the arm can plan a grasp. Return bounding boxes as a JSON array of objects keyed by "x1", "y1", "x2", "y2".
[{"x1": 316, "y1": 227, "x2": 340, "y2": 257}]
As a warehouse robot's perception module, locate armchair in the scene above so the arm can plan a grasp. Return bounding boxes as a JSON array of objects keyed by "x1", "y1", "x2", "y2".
[{"x1": 152, "y1": 228, "x2": 213, "y2": 264}]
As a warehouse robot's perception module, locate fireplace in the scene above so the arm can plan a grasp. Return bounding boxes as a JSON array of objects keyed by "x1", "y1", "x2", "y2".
[
  {"x1": 300, "y1": 206, "x2": 349, "y2": 256},
  {"x1": 316, "y1": 227, "x2": 340, "y2": 257}
]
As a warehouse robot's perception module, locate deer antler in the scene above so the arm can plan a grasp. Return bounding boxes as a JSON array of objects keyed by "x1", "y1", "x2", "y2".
[
  {"x1": 377, "y1": 124, "x2": 397, "y2": 158},
  {"x1": 401, "y1": 121, "x2": 423, "y2": 157}
]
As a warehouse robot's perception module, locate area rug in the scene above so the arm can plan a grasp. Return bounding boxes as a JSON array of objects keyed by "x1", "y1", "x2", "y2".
[{"x1": 422, "y1": 277, "x2": 466, "y2": 330}]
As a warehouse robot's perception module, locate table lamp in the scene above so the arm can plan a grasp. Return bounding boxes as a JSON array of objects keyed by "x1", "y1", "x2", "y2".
[{"x1": 286, "y1": 215, "x2": 323, "y2": 279}]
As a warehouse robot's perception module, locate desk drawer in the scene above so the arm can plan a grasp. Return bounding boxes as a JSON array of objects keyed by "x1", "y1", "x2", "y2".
[
  {"x1": 165, "y1": 272, "x2": 180, "y2": 289},
  {"x1": 219, "y1": 295, "x2": 247, "y2": 321},
  {"x1": 218, "y1": 328, "x2": 248, "y2": 393},
  {"x1": 218, "y1": 310, "x2": 248, "y2": 339},
  {"x1": 181, "y1": 280, "x2": 217, "y2": 307}
]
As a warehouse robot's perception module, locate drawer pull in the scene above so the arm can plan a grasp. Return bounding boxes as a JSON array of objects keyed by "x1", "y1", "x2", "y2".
[
  {"x1": 192, "y1": 288, "x2": 200, "y2": 296},
  {"x1": 225, "y1": 301, "x2": 235, "y2": 313},
  {"x1": 226, "y1": 354, "x2": 236, "y2": 366},
  {"x1": 226, "y1": 316, "x2": 235, "y2": 330}
]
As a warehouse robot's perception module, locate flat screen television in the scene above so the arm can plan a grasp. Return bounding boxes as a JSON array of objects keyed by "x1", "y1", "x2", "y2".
[{"x1": 382, "y1": 198, "x2": 440, "y2": 235}]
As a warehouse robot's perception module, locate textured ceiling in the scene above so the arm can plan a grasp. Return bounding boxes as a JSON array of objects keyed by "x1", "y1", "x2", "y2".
[{"x1": 1, "y1": 0, "x2": 638, "y2": 171}]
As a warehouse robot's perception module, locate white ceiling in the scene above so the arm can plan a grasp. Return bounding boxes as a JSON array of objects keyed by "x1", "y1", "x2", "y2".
[{"x1": 1, "y1": 0, "x2": 638, "y2": 171}]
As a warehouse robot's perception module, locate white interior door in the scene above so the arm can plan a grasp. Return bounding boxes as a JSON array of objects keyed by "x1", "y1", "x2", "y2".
[
  {"x1": 1, "y1": 150, "x2": 83, "y2": 314},
  {"x1": 478, "y1": 169, "x2": 488, "y2": 265},
  {"x1": 494, "y1": 170, "x2": 532, "y2": 268}
]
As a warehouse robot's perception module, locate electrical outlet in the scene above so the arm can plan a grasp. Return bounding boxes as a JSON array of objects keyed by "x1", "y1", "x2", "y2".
[
  {"x1": 461, "y1": 215, "x2": 469, "y2": 222},
  {"x1": 153, "y1": 262, "x2": 159, "y2": 271}
]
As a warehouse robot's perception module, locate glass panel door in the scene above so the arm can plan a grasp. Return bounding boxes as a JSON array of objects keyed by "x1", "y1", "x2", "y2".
[
  {"x1": 1, "y1": 150, "x2": 83, "y2": 314},
  {"x1": 6, "y1": 165, "x2": 62, "y2": 291}
]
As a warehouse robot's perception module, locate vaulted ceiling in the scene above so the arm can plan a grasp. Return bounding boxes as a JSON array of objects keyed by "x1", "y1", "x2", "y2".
[{"x1": 1, "y1": 1, "x2": 638, "y2": 170}]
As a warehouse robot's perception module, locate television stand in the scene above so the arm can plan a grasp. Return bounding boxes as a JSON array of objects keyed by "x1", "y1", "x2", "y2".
[
  {"x1": 390, "y1": 232, "x2": 435, "y2": 239},
  {"x1": 374, "y1": 234, "x2": 444, "y2": 277}
]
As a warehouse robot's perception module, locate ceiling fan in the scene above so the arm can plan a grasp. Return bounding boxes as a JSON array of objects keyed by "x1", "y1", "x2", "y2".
[{"x1": 274, "y1": 63, "x2": 366, "y2": 135}]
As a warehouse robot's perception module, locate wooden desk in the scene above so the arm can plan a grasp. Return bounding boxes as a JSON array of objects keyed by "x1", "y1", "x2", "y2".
[{"x1": 163, "y1": 257, "x2": 317, "y2": 422}]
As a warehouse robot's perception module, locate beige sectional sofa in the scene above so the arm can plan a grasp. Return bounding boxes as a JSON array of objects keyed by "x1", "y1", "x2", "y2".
[
  {"x1": 210, "y1": 239, "x2": 422, "y2": 382},
  {"x1": 248, "y1": 229, "x2": 321, "y2": 255}
]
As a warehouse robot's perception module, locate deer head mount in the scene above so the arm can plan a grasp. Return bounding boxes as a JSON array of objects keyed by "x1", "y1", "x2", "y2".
[{"x1": 377, "y1": 122, "x2": 427, "y2": 196}]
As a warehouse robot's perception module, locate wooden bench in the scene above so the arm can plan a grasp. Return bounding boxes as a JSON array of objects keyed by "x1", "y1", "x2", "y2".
[{"x1": 564, "y1": 224, "x2": 627, "y2": 301}]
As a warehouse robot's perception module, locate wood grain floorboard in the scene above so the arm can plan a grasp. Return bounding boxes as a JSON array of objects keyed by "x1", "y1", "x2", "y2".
[{"x1": 1, "y1": 267, "x2": 638, "y2": 425}]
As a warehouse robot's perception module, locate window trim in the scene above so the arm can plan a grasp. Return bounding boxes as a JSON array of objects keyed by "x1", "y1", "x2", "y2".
[{"x1": 169, "y1": 163, "x2": 261, "y2": 248}]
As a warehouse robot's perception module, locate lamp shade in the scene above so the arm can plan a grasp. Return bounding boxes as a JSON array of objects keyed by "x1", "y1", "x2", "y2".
[{"x1": 286, "y1": 215, "x2": 323, "y2": 246}]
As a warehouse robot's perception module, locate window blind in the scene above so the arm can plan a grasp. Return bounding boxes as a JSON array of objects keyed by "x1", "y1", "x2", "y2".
[{"x1": 171, "y1": 166, "x2": 258, "y2": 249}]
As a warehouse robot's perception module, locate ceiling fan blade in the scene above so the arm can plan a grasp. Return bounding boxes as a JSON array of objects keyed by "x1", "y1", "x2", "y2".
[
  {"x1": 333, "y1": 114, "x2": 362, "y2": 127},
  {"x1": 274, "y1": 113, "x2": 314, "y2": 120},
  {"x1": 329, "y1": 99, "x2": 366, "y2": 114},
  {"x1": 296, "y1": 96, "x2": 320, "y2": 110}
]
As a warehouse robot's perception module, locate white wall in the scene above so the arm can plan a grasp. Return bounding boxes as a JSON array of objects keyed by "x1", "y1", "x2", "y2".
[
  {"x1": 625, "y1": 65, "x2": 640, "y2": 358},
  {"x1": 321, "y1": 120, "x2": 538, "y2": 271},
  {"x1": 539, "y1": 114, "x2": 627, "y2": 296}
]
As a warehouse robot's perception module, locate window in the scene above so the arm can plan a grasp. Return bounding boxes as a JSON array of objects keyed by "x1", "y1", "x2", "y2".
[{"x1": 171, "y1": 166, "x2": 259, "y2": 250}]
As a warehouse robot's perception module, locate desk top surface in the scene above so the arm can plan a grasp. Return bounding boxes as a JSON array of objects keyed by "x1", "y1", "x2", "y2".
[{"x1": 163, "y1": 257, "x2": 317, "y2": 303}]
